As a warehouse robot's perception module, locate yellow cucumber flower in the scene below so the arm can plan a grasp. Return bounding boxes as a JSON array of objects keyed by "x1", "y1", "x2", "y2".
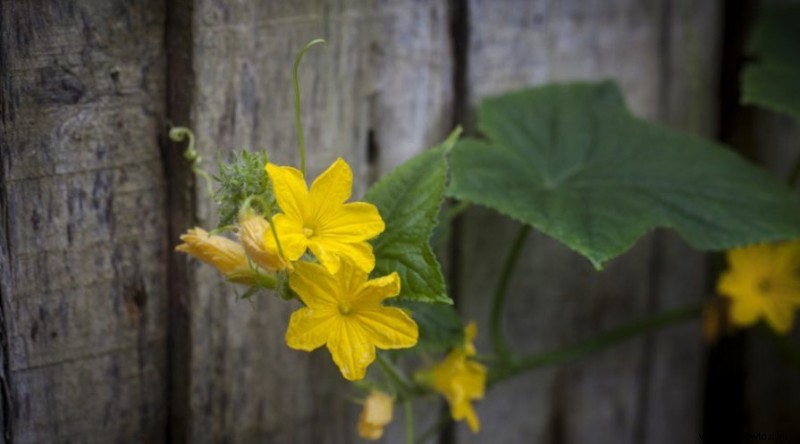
[
  {"x1": 176, "y1": 228, "x2": 258, "y2": 285},
  {"x1": 285, "y1": 260, "x2": 418, "y2": 381},
  {"x1": 264, "y1": 158, "x2": 385, "y2": 274},
  {"x1": 357, "y1": 390, "x2": 394, "y2": 440},
  {"x1": 717, "y1": 241, "x2": 800, "y2": 334},
  {"x1": 238, "y1": 212, "x2": 290, "y2": 272},
  {"x1": 432, "y1": 322, "x2": 487, "y2": 433}
]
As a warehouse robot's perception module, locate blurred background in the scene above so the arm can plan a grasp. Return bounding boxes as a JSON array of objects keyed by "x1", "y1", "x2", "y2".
[{"x1": 0, "y1": 0, "x2": 798, "y2": 443}]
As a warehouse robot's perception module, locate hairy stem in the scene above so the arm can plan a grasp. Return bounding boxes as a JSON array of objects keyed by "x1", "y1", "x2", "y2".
[
  {"x1": 489, "y1": 301, "x2": 704, "y2": 384},
  {"x1": 404, "y1": 400, "x2": 414, "y2": 444},
  {"x1": 292, "y1": 39, "x2": 326, "y2": 175},
  {"x1": 490, "y1": 224, "x2": 531, "y2": 360},
  {"x1": 376, "y1": 354, "x2": 413, "y2": 395}
]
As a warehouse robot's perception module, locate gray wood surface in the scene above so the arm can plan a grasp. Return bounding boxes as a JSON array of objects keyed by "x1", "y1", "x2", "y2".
[
  {"x1": 456, "y1": 1, "x2": 720, "y2": 443},
  {"x1": 745, "y1": 111, "x2": 800, "y2": 441},
  {"x1": 177, "y1": 1, "x2": 454, "y2": 442},
  {"x1": 180, "y1": 2, "x2": 369, "y2": 442},
  {"x1": 3, "y1": 1, "x2": 797, "y2": 443},
  {"x1": 0, "y1": 1, "x2": 168, "y2": 443}
]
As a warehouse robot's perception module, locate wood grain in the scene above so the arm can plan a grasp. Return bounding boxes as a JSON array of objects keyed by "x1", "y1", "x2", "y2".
[
  {"x1": 744, "y1": 112, "x2": 800, "y2": 442},
  {"x1": 455, "y1": 1, "x2": 720, "y2": 443},
  {"x1": 0, "y1": 1, "x2": 168, "y2": 442}
]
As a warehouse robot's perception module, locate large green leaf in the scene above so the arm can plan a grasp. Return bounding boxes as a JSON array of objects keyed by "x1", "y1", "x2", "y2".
[
  {"x1": 365, "y1": 130, "x2": 460, "y2": 303},
  {"x1": 449, "y1": 82, "x2": 800, "y2": 269},
  {"x1": 741, "y1": 2, "x2": 800, "y2": 118}
]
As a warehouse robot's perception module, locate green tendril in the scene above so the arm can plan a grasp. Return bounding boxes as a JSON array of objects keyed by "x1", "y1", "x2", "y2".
[
  {"x1": 293, "y1": 39, "x2": 327, "y2": 175},
  {"x1": 169, "y1": 127, "x2": 214, "y2": 197}
]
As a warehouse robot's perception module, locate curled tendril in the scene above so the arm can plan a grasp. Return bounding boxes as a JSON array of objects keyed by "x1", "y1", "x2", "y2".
[
  {"x1": 169, "y1": 126, "x2": 214, "y2": 197},
  {"x1": 293, "y1": 38, "x2": 327, "y2": 175}
]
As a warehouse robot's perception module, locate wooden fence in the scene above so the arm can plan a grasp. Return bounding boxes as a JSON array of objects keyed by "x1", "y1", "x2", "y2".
[{"x1": 1, "y1": 0, "x2": 797, "y2": 443}]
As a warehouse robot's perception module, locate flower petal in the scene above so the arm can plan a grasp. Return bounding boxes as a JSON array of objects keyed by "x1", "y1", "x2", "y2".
[
  {"x1": 327, "y1": 320, "x2": 376, "y2": 381},
  {"x1": 176, "y1": 227, "x2": 248, "y2": 274},
  {"x1": 354, "y1": 306, "x2": 418, "y2": 350},
  {"x1": 455, "y1": 401, "x2": 481, "y2": 433},
  {"x1": 289, "y1": 261, "x2": 341, "y2": 308},
  {"x1": 264, "y1": 213, "x2": 308, "y2": 261},
  {"x1": 239, "y1": 213, "x2": 288, "y2": 271},
  {"x1": 318, "y1": 202, "x2": 385, "y2": 242},
  {"x1": 355, "y1": 272, "x2": 401, "y2": 305},
  {"x1": 309, "y1": 238, "x2": 376, "y2": 274},
  {"x1": 266, "y1": 163, "x2": 308, "y2": 220},
  {"x1": 307, "y1": 240, "x2": 343, "y2": 275},
  {"x1": 463, "y1": 322, "x2": 478, "y2": 356},
  {"x1": 286, "y1": 306, "x2": 339, "y2": 351},
  {"x1": 309, "y1": 157, "x2": 353, "y2": 219},
  {"x1": 762, "y1": 299, "x2": 796, "y2": 334},
  {"x1": 729, "y1": 297, "x2": 762, "y2": 327}
]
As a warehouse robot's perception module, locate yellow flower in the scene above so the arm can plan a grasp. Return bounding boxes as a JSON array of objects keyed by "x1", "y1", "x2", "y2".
[
  {"x1": 285, "y1": 260, "x2": 418, "y2": 381},
  {"x1": 238, "y1": 212, "x2": 290, "y2": 272},
  {"x1": 717, "y1": 241, "x2": 800, "y2": 334},
  {"x1": 264, "y1": 158, "x2": 385, "y2": 274},
  {"x1": 357, "y1": 390, "x2": 394, "y2": 440},
  {"x1": 432, "y1": 322, "x2": 486, "y2": 433},
  {"x1": 176, "y1": 227, "x2": 259, "y2": 285}
]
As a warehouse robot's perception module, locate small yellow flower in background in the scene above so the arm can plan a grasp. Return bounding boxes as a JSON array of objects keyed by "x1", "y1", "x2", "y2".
[
  {"x1": 264, "y1": 158, "x2": 385, "y2": 274},
  {"x1": 285, "y1": 260, "x2": 418, "y2": 381},
  {"x1": 717, "y1": 241, "x2": 800, "y2": 334},
  {"x1": 176, "y1": 228, "x2": 259, "y2": 285},
  {"x1": 432, "y1": 322, "x2": 486, "y2": 433},
  {"x1": 238, "y1": 212, "x2": 290, "y2": 272},
  {"x1": 357, "y1": 390, "x2": 394, "y2": 440}
]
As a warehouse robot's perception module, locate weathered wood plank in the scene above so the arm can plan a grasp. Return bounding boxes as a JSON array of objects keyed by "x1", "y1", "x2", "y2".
[
  {"x1": 179, "y1": 1, "x2": 381, "y2": 442},
  {"x1": 744, "y1": 111, "x2": 800, "y2": 441},
  {"x1": 175, "y1": 2, "x2": 459, "y2": 442},
  {"x1": 640, "y1": 3, "x2": 721, "y2": 444},
  {"x1": 456, "y1": 1, "x2": 720, "y2": 443},
  {"x1": 0, "y1": 1, "x2": 168, "y2": 442},
  {"x1": 369, "y1": 2, "x2": 454, "y2": 442}
]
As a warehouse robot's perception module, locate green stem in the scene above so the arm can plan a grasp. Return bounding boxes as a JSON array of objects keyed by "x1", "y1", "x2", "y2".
[
  {"x1": 788, "y1": 152, "x2": 800, "y2": 187},
  {"x1": 292, "y1": 39, "x2": 326, "y2": 175},
  {"x1": 490, "y1": 301, "x2": 704, "y2": 384},
  {"x1": 404, "y1": 400, "x2": 414, "y2": 444},
  {"x1": 376, "y1": 354, "x2": 413, "y2": 395},
  {"x1": 415, "y1": 411, "x2": 450, "y2": 444},
  {"x1": 490, "y1": 225, "x2": 531, "y2": 359}
]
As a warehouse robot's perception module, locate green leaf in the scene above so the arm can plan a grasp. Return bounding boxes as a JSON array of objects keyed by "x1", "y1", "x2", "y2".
[
  {"x1": 390, "y1": 300, "x2": 464, "y2": 352},
  {"x1": 449, "y1": 81, "x2": 800, "y2": 269},
  {"x1": 741, "y1": 3, "x2": 800, "y2": 118},
  {"x1": 365, "y1": 129, "x2": 461, "y2": 304}
]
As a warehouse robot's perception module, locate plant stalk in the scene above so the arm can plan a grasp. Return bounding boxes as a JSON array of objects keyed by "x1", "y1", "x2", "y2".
[
  {"x1": 489, "y1": 301, "x2": 704, "y2": 384},
  {"x1": 490, "y1": 224, "x2": 531, "y2": 360},
  {"x1": 292, "y1": 39, "x2": 326, "y2": 175},
  {"x1": 404, "y1": 400, "x2": 414, "y2": 444}
]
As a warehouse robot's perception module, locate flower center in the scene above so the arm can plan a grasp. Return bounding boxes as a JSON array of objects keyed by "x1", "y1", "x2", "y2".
[
  {"x1": 757, "y1": 277, "x2": 773, "y2": 295},
  {"x1": 337, "y1": 300, "x2": 353, "y2": 315},
  {"x1": 303, "y1": 227, "x2": 314, "y2": 238}
]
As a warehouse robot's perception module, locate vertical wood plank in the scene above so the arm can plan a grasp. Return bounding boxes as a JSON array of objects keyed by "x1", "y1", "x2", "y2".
[
  {"x1": 0, "y1": 1, "x2": 168, "y2": 443},
  {"x1": 744, "y1": 112, "x2": 800, "y2": 440},
  {"x1": 456, "y1": 1, "x2": 720, "y2": 443},
  {"x1": 369, "y1": 2, "x2": 454, "y2": 442},
  {"x1": 173, "y1": 1, "x2": 459, "y2": 442},
  {"x1": 181, "y1": 2, "x2": 370, "y2": 441},
  {"x1": 641, "y1": 3, "x2": 721, "y2": 444}
]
